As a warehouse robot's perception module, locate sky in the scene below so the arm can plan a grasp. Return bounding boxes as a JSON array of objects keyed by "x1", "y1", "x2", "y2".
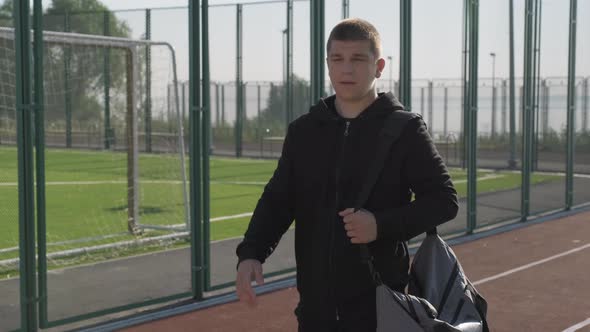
[{"x1": 37, "y1": 0, "x2": 590, "y2": 84}]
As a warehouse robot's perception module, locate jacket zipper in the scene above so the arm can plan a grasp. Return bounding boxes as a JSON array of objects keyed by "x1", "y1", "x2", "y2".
[{"x1": 328, "y1": 119, "x2": 350, "y2": 321}]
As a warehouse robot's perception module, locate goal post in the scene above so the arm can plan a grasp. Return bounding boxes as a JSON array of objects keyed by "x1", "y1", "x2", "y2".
[{"x1": 0, "y1": 27, "x2": 190, "y2": 235}]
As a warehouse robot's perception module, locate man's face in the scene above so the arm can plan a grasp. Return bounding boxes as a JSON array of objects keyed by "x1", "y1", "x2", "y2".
[{"x1": 327, "y1": 40, "x2": 385, "y2": 102}]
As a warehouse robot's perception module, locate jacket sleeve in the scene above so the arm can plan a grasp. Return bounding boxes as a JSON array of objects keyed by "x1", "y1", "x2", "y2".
[
  {"x1": 373, "y1": 117, "x2": 459, "y2": 241},
  {"x1": 235, "y1": 124, "x2": 296, "y2": 265}
]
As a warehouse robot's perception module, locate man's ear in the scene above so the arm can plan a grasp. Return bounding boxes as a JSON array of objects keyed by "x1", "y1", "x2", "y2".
[{"x1": 376, "y1": 58, "x2": 386, "y2": 78}]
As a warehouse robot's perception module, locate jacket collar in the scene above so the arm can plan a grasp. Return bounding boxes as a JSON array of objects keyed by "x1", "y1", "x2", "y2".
[{"x1": 309, "y1": 92, "x2": 405, "y2": 123}]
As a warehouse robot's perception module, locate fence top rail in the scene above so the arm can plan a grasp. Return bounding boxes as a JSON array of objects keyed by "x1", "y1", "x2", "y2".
[{"x1": 0, "y1": 27, "x2": 172, "y2": 50}]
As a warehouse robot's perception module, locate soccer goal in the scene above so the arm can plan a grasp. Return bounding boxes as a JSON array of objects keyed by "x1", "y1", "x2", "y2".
[{"x1": 0, "y1": 27, "x2": 190, "y2": 241}]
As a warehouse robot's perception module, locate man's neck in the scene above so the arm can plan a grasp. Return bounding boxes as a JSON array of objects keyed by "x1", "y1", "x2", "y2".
[{"x1": 335, "y1": 90, "x2": 379, "y2": 119}]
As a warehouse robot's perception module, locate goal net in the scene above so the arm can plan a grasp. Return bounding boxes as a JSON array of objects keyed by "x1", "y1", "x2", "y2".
[{"x1": 0, "y1": 27, "x2": 190, "y2": 273}]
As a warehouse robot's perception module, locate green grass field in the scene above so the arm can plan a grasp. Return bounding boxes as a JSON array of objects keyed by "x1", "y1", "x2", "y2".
[{"x1": 0, "y1": 146, "x2": 562, "y2": 264}]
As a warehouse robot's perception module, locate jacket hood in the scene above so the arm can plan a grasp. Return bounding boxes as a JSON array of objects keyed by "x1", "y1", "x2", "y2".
[{"x1": 309, "y1": 92, "x2": 405, "y2": 123}]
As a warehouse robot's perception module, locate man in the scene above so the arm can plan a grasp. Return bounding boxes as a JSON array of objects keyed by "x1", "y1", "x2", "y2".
[{"x1": 236, "y1": 18, "x2": 458, "y2": 331}]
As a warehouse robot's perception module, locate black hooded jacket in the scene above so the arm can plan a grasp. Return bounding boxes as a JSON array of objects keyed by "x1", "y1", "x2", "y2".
[{"x1": 236, "y1": 92, "x2": 458, "y2": 325}]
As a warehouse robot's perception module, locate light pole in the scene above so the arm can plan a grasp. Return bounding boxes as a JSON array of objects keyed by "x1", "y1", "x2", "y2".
[
  {"x1": 490, "y1": 52, "x2": 496, "y2": 87},
  {"x1": 490, "y1": 52, "x2": 496, "y2": 139},
  {"x1": 387, "y1": 55, "x2": 393, "y2": 92},
  {"x1": 282, "y1": 28, "x2": 287, "y2": 84}
]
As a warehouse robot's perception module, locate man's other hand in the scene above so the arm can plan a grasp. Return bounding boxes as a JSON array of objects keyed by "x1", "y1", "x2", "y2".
[
  {"x1": 339, "y1": 208, "x2": 378, "y2": 244},
  {"x1": 236, "y1": 259, "x2": 264, "y2": 307}
]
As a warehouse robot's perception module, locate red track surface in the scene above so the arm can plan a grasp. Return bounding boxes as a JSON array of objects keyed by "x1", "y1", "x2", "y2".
[{"x1": 123, "y1": 211, "x2": 590, "y2": 332}]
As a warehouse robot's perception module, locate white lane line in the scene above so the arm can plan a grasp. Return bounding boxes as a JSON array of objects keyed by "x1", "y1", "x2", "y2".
[
  {"x1": 211, "y1": 212, "x2": 253, "y2": 222},
  {"x1": 562, "y1": 318, "x2": 590, "y2": 332},
  {"x1": 473, "y1": 243, "x2": 590, "y2": 286},
  {"x1": 211, "y1": 181, "x2": 267, "y2": 185},
  {"x1": 453, "y1": 174, "x2": 505, "y2": 184}
]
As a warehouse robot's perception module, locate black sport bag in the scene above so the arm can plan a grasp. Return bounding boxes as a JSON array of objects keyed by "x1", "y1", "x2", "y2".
[{"x1": 355, "y1": 111, "x2": 489, "y2": 332}]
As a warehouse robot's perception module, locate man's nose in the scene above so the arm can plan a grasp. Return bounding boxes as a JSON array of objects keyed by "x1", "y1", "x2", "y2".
[{"x1": 341, "y1": 61, "x2": 354, "y2": 73}]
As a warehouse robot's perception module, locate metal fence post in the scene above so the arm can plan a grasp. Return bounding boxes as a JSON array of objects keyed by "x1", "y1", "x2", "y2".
[
  {"x1": 566, "y1": 0, "x2": 577, "y2": 209},
  {"x1": 428, "y1": 80, "x2": 433, "y2": 135},
  {"x1": 189, "y1": 0, "x2": 204, "y2": 300},
  {"x1": 103, "y1": 11, "x2": 112, "y2": 149},
  {"x1": 522, "y1": 0, "x2": 536, "y2": 221},
  {"x1": 145, "y1": 9, "x2": 152, "y2": 152},
  {"x1": 64, "y1": 12, "x2": 72, "y2": 148},
  {"x1": 202, "y1": 0, "x2": 212, "y2": 290},
  {"x1": 509, "y1": 0, "x2": 517, "y2": 169},
  {"x1": 235, "y1": 4, "x2": 243, "y2": 158},
  {"x1": 466, "y1": 0, "x2": 479, "y2": 233},
  {"x1": 14, "y1": 0, "x2": 38, "y2": 329},
  {"x1": 310, "y1": 0, "x2": 325, "y2": 102},
  {"x1": 399, "y1": 0, "x2": 412, "y2": 112}
]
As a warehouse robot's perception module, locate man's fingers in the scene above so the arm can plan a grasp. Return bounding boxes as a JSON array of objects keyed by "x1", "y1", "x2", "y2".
[
  {"x1": 254, "y1": 264, "x2": 265, "y2": 286},
  {"x1": 236, "y1": 261, "x2": 262, "y2": 307},
  {"x1": 338, "y1": 208, "x2": 355, "y2": 217}
]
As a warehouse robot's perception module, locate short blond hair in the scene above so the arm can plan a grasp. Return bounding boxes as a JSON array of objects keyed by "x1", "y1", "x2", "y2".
[{"x1": 326, "y1": 18, "x2": 382, "y2": 58}]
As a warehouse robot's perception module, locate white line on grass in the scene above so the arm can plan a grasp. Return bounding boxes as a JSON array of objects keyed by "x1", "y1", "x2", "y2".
[
  {"x1": 211, "y1": 212, "x2": 253, "y2": 222},
  {"x1": 453, "y1": 173, "x2": 505, "y2": 184},
  {"x1": 473, "y1": 243, "x2": 590, "y2": 286},
  {"x1": 0, "y1": 175, "x2": 502, "y2": 187},
  {"x1": 0, "y1": 180, "x2": 268, "y2": 186},
  {"x1": 211, "y1": 181, "x2": 267, "y2": 185},
  {"x1": 8, "y1": 171, "x2": 590, "y2": 187},
  {"x1": 562, "y1": 318, "x2": 590, "y2": 332}
]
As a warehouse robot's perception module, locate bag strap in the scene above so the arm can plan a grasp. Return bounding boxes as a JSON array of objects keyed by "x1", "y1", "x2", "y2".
[{"x1": 353, "y1": 110, "x2": 420, "y2": 285}]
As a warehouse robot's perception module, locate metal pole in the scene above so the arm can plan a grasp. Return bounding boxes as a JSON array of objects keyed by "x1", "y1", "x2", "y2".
[
  {"x1": 387, "y1": 56, "x2": 393, "y2": 92},
  {"x1": 490, "y1": 52, "x2": 496, "y2": 139},
  {"x1": 215, "y1": 83, "x2": 220, "y2": 127},
  {"x1": 258, "y1": 84, "x2": 262, "y2": 157},
  {"x1": 566, "y1": 0, "x2": 577, "y2": 209},
  {"x1": 202, "y1": 0, "x2": 212, "y2": 290},
  {"x1": 189, "y1": 0, "x2": 204, "y2": 300},
  {"x1": 461, "y1": 0, "x2": 469, "y2": 170},
  {"x1": 145, "y1": 9, "x2": 152, "y2": 152},
  {"x1": 64, "y1": 13, "x2": 72, "y2": 148},
  {"x1": 420, "y1": 87, "x2": 424, "y2": 116},
  {"x1": 104, "y1": 11, "x2": 111, "y2": 150},
  {"x1": 236, "y1": 4, "x2": 243, "y2": 158},
  {"x1": 126, "y1": 48, "x2": 140, "y2": 235},
  {"x1": 182, "y1": 83, "x2": 186, "y2": 135},
  {"x1": 444, "y1": 86, "x2": 448, "y2": 138},
  {"x1": 536, "y1": 0, "x2": 543, "y2": 171},
  {"x1": 310, "y1": 0, "x2": 325, "y2": 102},
  {"x1": 221, "y1": 84, "x2": 225, "y2": 125},
  {"x1": 467, "y1": 0, "x2": 479, "y2": 234},
  {"x1": 583, "y1": 78, "x2": 589, "y2": 132},
  {"x1": 15, "y1": 0, "x2": 37, "y2": 329},
  {"x1": 342, "y1": 0, "x2": 349, "y2": 19},
  {"x1": 167, "y1": 84, "x2": 173, "y2": 133},
  {"x1": 542, "y1": 81, "x2": 549, "y2": 139},
  {"x1": 33, "y1": 0, "x2": 48, "y2": 327},
  {"x1": 399, "y1": 0, "x2": 412, "y2": 111},
  {"x1": 428, "y1": 81, "x2": 433, "y2": 135},
  {"x1": 522, "y1": 0, "x2": 535, "y2": 221},
  {"x1": 509, "y1": 0, "x2": 517, "y2": 169},
  {"x1": 502, "y1": 79, "x2": 507, "y2": 135},
  {"x1": 286, "y1": 0, "x2": 293, "y2": 125}
]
